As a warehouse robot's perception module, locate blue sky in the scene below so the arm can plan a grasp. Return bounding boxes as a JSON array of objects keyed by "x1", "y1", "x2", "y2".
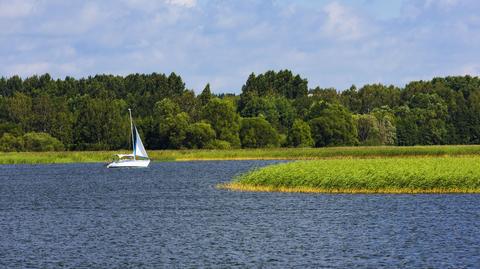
[{"x1": 0, "y1": 0, "x2": 479, "y2": 93}]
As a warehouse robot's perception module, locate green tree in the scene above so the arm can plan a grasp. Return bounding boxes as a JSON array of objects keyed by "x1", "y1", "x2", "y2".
[
  {"x1": 292, "y1": 96, "x2": 313, "y2": 120},
  {"x1": 198, "y1": 83, "x2": 213, "y2": 106},
  {"x1": 239, "y1": 96, "x2": 280, "y2": 130},
  {"x1": 167, "y1": 72, "x2": 186, "y2": 96},
  {"x1": 175, "y1": 90, "x2": 198, "y2": 119},
  {"x1": 357, "y1": 84, "x2": 400, "y2": 113},
  {"x1": 273, "y1": 97, "x2": 296, "y2": 133},
  {"x1": 4, "y1": 75, "x2": 22, "y2": 97},
  {"x1": 7, "y1": 92, "x2": 32, "y2": 131},
  {"x1": 0, "y1": 77, "x2": 8, "y2": 97},
  {"x1": 185, "y1": 121, "x2": 216, "y2": 149},
  {"x1": 354, "y1": 114, "x2": 382, "y2": 145},
  {"x1": 153, "y1": 97, "x2": 181, "y2": 148},
  {"x1": 239, "y1": 117, "x2": 279, "y2": 148},
  {"x1": 0, "y1": 122, "x2": 23, "y2": 137},
  {"x1": 395, "y1": 106, "x2": 419, "y2": 146},
  {"x1": 0, "y1": 73, "x2": 479, "y2": 150},
  {"x1": 412, "y1": 93, "x2": 447, "y2": 145},
  {"x1": 287, "y1": 119, "x2": 314, "y2": 147},
  {"x1": 159, "y1": 112, "x2": 190, "y2": 149},
  {"x1": 239, "y1": 70, "x2": 308, "y2": 113},
  {"x1": 154, "y1": 99, "x2": 190, "y2": 149},
  {"x1": 202, "y1": 98, "x2": 241, "y2": 147},
  {"x1": 395, "y1": 93, "x2": 448, "y2": 145},
  {"x1": 371, "y1": 107, "x2": 397, "y2": 145},
  {"x1": 154, "y1": 98, "x2": 180, "y2": 116},
  {"x1": 241, "y1": 70, "x2": 308, "y2": 99},
  {"x1": 309, "y1": 87, "x2": 340, "y2": 103},
  {"x1": 204, "y1": 139, "x2": 232, "y2": 149},
  {"x1": 23, "y1": 132, "x2": 64, "y2": 151},
  {"x1": 340, "y1": 85, "x2": 362, "y2": 113},
  {"x1": 309, "y1": 103, "x2": 357, "y2": 147},
  {"x1": 0, "y1": 133, "x2": 24, "y2": 152},
  {"x1": 31, "y1": 94, "x2": 73, "y2": 147},
  {"x1": 307, "y1": 101, "x2": 329, "y2": 120},
  {"x1": 72, "y1": 96, "x2": 129, "y2": 150},
  {"x1": 150, "y1": 98, "x2": 177, "y2": 149},
  {"x1": 467, "y1": 89, "x2": 480, "y2": 143}
]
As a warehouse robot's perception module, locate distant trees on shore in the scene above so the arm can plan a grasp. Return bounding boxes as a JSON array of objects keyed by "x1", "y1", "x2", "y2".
[{"x1": 0, "y1": 71, "x2": 479, "y2": 151}]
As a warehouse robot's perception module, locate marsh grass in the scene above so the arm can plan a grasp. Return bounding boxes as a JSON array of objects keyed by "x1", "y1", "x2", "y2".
[
  {"x1": 159, "y1": 145, "x2": 480, "y2": 160},
  {"x1": 1, "y1": 145, "x2": 480, "y2": 164},
  {"x1": 221, "y1": 157, "x2": 480, "y2": 194}
]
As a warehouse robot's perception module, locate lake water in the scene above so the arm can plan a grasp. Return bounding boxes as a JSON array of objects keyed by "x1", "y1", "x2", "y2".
[{"x1": 1, "y1": 161, "x2": 479, "y2": 268}]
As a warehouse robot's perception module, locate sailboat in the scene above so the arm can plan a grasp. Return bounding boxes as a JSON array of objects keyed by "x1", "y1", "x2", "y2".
[{"x1": 107, "y1": 108, "x2": 150, "y2": 168}]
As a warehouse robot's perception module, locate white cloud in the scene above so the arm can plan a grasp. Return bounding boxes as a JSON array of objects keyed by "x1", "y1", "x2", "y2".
[
  {"x1": 322, "y1": 2, "x2": 366, "y2": 41},
  {"x1": 152, "y1": 7, "x2": 184, "y2": 25},
  {"x1": 9, "y1": 62, "x2": 50, "y2": 76},
  {"x1": 238, "y1": 22, "x2": 273, "y2": 41},
  {"x1": 122, "y1": 0, "x2": 196, "y2": 10},
  {"x1": 1, "y1": 0, "x2": 480, "y2": 93},
  {"x1": 404, "y1": 0, "x2": 462, "y2": 18},
  {"x1": 39, "y1": 2, "x2": 107, "y2": 35},
  {"x1": 459, "y1": 64, "x2": 480, "y2": 76},
  {"x1": 165, "y1": 0, "x2": 196, "y2": 8},
  {"x1": 6, "y1": 61, "x2": 81, "y2": 78},
  {"x1": 425, "y1": 0, "x2": 459, "y2": 9},
  {"x1": 0, "y1": 0, "x2": 36, "y2": 18}
]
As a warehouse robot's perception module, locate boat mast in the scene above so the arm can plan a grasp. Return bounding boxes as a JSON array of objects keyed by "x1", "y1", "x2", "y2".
[{"x1": 128, "y1": 108, "x2": 135, "y2": 160}]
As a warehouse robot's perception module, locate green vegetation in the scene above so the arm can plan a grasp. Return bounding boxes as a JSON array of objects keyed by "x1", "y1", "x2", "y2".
[
  {"x1": 240, "y1": 117, "x2": 279, "y2": 148},
  {"x1": 308, "y1": 102, "x2": 358, "y2": 147},
  {"x1": 0, "y1": 132, "x2": 63, "y2": 152},
  {"x1": 0, "y1": 151, "x2": 118, "y2": 164},
  {"x1": 220, "y1": 157, "x2": 480, "y2": 193},
  {"x1": 1, "y1": 71, "x2": 480, "y2": 152},
  {"x1": 2, "y1": 145, "x2": 480, "y2": 164},
  {"x1": 287, "y1": 119, "x2": 314, "y2": 147}
]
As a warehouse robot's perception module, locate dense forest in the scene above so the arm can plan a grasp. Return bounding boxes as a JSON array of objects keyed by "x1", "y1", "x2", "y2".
[{"x1": 0, "y1": 70, "x2": 479, "y2": 151}]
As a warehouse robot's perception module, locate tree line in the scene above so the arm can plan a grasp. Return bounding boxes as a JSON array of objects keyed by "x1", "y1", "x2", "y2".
[{"x1": 0, "y1": 70, "x2": 479, "y2": 151}]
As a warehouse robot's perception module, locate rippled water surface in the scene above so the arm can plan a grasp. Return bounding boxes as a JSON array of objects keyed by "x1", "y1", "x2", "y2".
[{"x1": 1, "y1": 161, "x2": 480, "y2": 268}]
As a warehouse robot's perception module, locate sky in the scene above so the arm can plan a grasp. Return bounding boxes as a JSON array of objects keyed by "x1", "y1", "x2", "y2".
[{"x1": 0, "y1": 0, "x2": 479, "y2": 93}]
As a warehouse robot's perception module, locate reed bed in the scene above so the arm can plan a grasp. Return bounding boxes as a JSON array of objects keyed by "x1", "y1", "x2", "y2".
[
  {"x1": 157, "y1": 145, "x2": 480, "y2": 160},
  {"x1": 1, "y1": 145, "x2": 480, "y2": 164},
  {"x1": 220, "y1": 157, "x2": 480, "y2": 194}
]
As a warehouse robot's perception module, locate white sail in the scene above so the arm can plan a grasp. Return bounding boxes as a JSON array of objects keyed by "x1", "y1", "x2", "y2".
[
  {"x1": 107, "y1": 109, "x2": 150, "y2": 168},
  {"x1": 133, "y1": 125, "x2": 149, "y2": 158}
]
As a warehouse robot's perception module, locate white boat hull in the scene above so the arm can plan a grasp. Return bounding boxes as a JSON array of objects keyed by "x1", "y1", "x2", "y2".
[{"x1": 107, "y1": 159, "x2": 150, "y2": 168}]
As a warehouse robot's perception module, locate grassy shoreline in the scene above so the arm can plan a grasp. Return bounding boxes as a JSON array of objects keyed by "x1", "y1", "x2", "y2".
[
  {"x1": 218, "y1": 182, "x2": 480, "y2": 194},
  {"x1": 4, "y1": 146, "x2": 480, "y2": 194},
  {"x1": 220, "y1": 157, "x2": 480, "y2": 194},
  {"x1": 1, "y1": 145, "x2": 480, "y2": 164}
]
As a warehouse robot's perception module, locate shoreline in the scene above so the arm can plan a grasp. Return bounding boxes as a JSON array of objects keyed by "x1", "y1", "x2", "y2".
[
  {"x1": 223, "y1": 157, "x2": 480, "y2": 194},
  {"x1": 3, "y1": 148, "x2": 480, "y2": 194},
  {"x1": 0, "y1": 154, "x2": 478, "y2": 165},
  {"x1": 1, "y1": 145, "x2": 480, "y2": 164},
  {"x1": 218, "y1": 182, "x2": 480, "y2": 194}
]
